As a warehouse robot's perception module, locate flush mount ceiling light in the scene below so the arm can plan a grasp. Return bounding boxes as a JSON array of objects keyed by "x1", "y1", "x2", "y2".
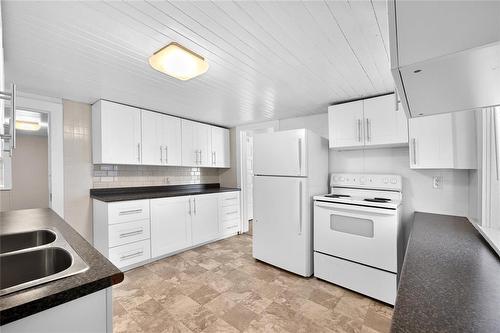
[
  {"x1": 15, "y1": 110, "x2": 41, "y2": 131},
  {"x1": 149, "y1": 42, "x2": 209, "y2": 81}
]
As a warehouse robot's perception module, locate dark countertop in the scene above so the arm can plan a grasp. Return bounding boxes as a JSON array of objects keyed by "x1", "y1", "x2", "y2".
[
  {"x1": 0, "y1": 209, "x2": 124, "y2": 325},
  {"x1": 391, "y1": 212, "x2": 500, "y2": 333},
  {"x1": 90, "y1": 183, "x2": 240, "y2": 202}
]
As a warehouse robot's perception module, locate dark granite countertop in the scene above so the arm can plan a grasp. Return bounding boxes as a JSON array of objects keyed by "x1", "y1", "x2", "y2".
[
  {"x1": 90, "y1": 183, "x2": 240, "y2": 202},
  {"x1": 391, "y1": 212, "x2": 500, "y2": 333},
  {"x1": 0, "y1": 209, "x2": 124, "y2": 325}
]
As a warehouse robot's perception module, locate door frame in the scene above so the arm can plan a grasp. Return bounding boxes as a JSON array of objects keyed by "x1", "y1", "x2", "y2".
[{"x1": 235, "y1": 121, "x2": 279, "y2": 233}]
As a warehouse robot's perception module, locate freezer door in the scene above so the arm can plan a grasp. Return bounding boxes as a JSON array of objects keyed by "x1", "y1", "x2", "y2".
[
  {"x1": 253, "y1": 176, "x2": 311, "y2": 276},
  {"x1": 253, "y1": 129, "x2": 307, "y2": 177}
]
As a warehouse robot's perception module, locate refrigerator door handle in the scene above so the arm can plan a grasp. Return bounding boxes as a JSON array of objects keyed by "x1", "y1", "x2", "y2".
[
  {"x1": 298, "y1": 181, "x2": 302, "y2": 235},
  {"x1": 298, "y1": 138, "x2": 302, "y2": 175}
]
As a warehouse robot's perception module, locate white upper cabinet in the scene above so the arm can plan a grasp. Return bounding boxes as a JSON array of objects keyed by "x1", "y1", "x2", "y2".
[
  {"x1": 211, "y1": 126, "x2": 230, "y2": 168},
  {"x1": 389, "y1": 1, "x2": 500, "y2": 118},
  {"x1": 181, "y1": 119, "x2": 212, "y2": 167},
  {"x1": 328, "y1": 100, "x2": 364, "y2": 149},
  {"x1": 363, "y1": 94, "x2": 408, "y2": 147},
  {"x1": 92, "y1": 100, "x2": 142, "y2": 165},
  {"x1": 409, "y1": 110, "x2": 477, "y2": 169},
  {"x1": 328, "y1": 94, "x2": 408, "y2": 150},
  {"x1": 141, "y1": 111, "x2": 181, "y2": 166}
]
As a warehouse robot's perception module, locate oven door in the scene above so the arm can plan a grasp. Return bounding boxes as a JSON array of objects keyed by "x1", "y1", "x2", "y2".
[{"x1": 314, "y1": 200, "x2": 398, "y2": 272}]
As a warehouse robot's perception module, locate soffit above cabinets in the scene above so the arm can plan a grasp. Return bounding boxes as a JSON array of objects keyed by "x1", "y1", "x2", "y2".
[{"x1": 3, "y1": 1, "x2": 393, "y2": 127}]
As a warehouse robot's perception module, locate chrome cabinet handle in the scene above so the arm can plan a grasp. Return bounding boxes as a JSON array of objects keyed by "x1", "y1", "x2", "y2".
[
  {"x1": 226, "y1": 211, "x2": 239, "y2": 215},
  {"x1": 412, "y1": 138, "x2": 417, "y2": 165},
  {"x1": 199, "y1": 150, "x2": 202, "y2": 164},
  {"x1": 119, "y1": 229, "x2": 143, "y2": 238},
  {"x1": 160, "y1": 145, "x2": 163, "y2": 163},
  {"x1": 165, "y1": 145, "x2": 168, "y2": 164},
  {"x1": 214, "y1": 151, "x2": 217, "y2": 165},
  {"x1": 224, "y1": 197, "x2": 237, "y2": 201},
  {"x1": 298, "y1": 181, "x2": 302, "y2": 235},
  {"x1": 357, "y1": 119, "x2": 362, "y2": 142},
  {"x1": 119, "y1": 209, "x2": 142, "y2": 216},
  {"x1": 194, "y1": 197, "x2": 197, "y2": 215},
  {"x1": 137, "y1": 143, "x2": 141, "y2": 162},
  {"x1": 120, "y1": 251, "x2": 143, "y2": 261},
  {"x1": 366, "y1": 118, "x2": 371, "y2": 142}
]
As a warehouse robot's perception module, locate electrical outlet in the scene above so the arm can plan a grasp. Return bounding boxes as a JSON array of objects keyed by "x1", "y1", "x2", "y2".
[{"x1": 433, "y1": 176, "x2": 442, "y2": 189}]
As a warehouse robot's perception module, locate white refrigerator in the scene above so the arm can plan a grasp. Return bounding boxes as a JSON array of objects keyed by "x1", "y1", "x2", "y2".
[{"x1": 252, "y1": 129, "x2": 328, "y2": 277}]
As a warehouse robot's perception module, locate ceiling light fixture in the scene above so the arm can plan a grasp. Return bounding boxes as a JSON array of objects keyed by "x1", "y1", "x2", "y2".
[{"x1": 149, "y1": 42, "x2": 209, "y2": 81}]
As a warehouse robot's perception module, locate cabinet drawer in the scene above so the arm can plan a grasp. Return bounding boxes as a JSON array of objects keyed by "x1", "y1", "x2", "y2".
[
  {"x1": 108, "y1": 200, "x2": 150, "y2": 224},
  {"x1": 223, "y1": 222, "x2": 239, "y2": 235},
  {"x1": 221, "y1": 205, "x2": 240, "y2": 221},
  {"x1": 109, "y1": 219, "x2": 150, "y2": 248},
  {"x1": 221, "y1": 192, "x2": 240, "y2": 207},
  {"x1": 109, "y1": 239, "x2": 151, "y2": 268},
  {"x1": 223, "y1": 218, "x2": 239, "y2": 230}
]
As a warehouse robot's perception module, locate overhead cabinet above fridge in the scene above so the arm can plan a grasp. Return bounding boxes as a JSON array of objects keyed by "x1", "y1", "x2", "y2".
[
  {"x1": 92, "y1": 100, "x2": 230, "y2": 168},
  {"x1": 388, "y1": 0, "x2": 500, "y2": 118}
]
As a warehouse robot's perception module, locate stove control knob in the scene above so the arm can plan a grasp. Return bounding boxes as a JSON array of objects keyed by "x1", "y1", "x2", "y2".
[
  {"x1": 383, "y1": 177, "x2": 389, "y2": 184},
  {"x1": 359, "y1": 176, "x2": 366, "y2": 184},
  {"x1": 340, "y1": 176, "x2": 345, "y2": 182}
]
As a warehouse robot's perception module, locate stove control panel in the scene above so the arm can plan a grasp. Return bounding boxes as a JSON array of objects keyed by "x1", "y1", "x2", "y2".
[{"x1": 330, "y1": 173, "x2": 402, "y2": 191}]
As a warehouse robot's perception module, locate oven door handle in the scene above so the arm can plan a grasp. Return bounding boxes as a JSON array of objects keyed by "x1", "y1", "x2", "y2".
[{"x1": 315, "y1": 201, "x2": 397, "y2": 216}]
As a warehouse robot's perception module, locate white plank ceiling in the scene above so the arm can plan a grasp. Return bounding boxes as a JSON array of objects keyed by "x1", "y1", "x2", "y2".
[{"x1": 3, "y1": 0, "x2": 394, "y2": 127}]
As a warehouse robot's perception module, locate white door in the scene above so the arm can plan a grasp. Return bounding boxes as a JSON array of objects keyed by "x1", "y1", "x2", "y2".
[
  {"x1": 211, "y1": 126, "x2": 230, "y2": 167},
  {"x1": 253, "y1": 129, "x2": 306, "y2": 177},
  {"x1": 191, "y1": 194, "x2": 220, "y2": 245},
  {"x1": 314, "y1": 201, "x2": 398, "y2": 272},
  {"x1": 253, "y1": 176, "x2": 310, "y2": 276},
  {"x1": 150, "y1": 196, "x2": 191, "y2": 258},
  {"x1": 328, "y1": 100, "x2": 364, "y2": 149},
  {"x1": 141, "y1": 111, "x2": 163, "y2": 166},
  {"x1": 162, "y1": 115, "x2": 182, "y2": 166},
  {"x1": 363, "y1": 94, "x2": 408, "y2": 147},
  {"x1": 409, "y1": 113, "x2": 453, "y2": 168},
  {"x1": 100, "y1": 101, "x2": 141, "y2": 164}
]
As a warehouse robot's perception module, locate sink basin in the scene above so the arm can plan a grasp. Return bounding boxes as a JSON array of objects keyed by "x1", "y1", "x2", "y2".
[
  {"x1": 0, "y1": 229, "x2": 56, "y2": 254},
  {"x1": 1, "y1": 248, "x2": 72, "y2": 291},
  {"x1": 0, "y1": 228, "x2": 89, "y2": 296}
]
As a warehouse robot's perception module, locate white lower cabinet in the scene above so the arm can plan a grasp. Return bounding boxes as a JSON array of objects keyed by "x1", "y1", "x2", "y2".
[
  {"x1": 151, "y1": 196, "x2": 192, "y2": 258},
  {"x1": 94, "y1": 191, "x2": 241, "y2": 269}
]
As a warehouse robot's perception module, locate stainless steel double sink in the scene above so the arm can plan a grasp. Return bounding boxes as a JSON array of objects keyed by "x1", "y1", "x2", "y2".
[{"x1": 0, "y1": 228, "x2": 89, "y2": 296}]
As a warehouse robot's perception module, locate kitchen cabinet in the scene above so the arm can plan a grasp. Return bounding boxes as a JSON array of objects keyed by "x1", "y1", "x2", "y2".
[
  {"x1": 219, "y1": 192, "x2": 241, "y2": 237},
  {"x1": 328, "y1": 94, "x2": 408, "y2": 149},
  {"x1": 389, "y1": 1, "x2": 500, "y2": 117},
  {"x1": 181, "y1": 119, "x2": 212, "y2": 167},
  {"x1": 211, "y1": 126, "x2": 230, "y2": 167},
  {"x1": 191, "y1": 194, "x2": 220, "y2": 245},
  {"x1": 409, "y1": 110, "x2": 477, "y2": 169},
  {"x1": 92, "y1": 100, "x2": 142, "y2": 165},
  {"x1": 151, "y1": 196, "x2": 192, "y2": 257},
  {"x1": 141, "y1": 111, "x2": 181, "y2": 166}
]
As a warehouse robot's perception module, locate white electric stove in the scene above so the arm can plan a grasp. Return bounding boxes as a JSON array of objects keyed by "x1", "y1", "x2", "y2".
[{"x1": 313, "y1": 173, "x2": 403, "y2": 305}]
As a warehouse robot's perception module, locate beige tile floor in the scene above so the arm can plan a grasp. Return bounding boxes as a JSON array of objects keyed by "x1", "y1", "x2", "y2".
[{"x1": 113, "y1": 234, "x2": 393, "y2": 333}]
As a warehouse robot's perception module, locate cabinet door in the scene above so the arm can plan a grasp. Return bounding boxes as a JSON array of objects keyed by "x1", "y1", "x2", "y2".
[
  {"x1": 191, "y1": 194, "x2": 220, "y2": 245},
  {"x1": 96, "y1": 101, "x2": 141, "y2": 164},
  {"x1": 163, "y1": 115, "x2": 182, "y2": 166},
  {"x1": 181, "y1": 119, "x2": 198, "y2": 167},
  {"x1": 141, "y1": 111, "x2": 163, "y2": 166},
  {"x1": 364, "y1": 94, "x2": 408, "y2": 147},
  {"x1": 150, "y1": 197, "x2": 191, "y2": 258},
  {"x1": 328, "y1": 101, "x2": 364, "y2": 149},
  {"x1": 409, "y1": 113, "x2": 453, "y2": 168},
  {"x1": 211, "y1": 127, "x2": 230, "y2": 168},
  {"x1": 197, "y1": 123, "x2": 212, "y2": 167}
]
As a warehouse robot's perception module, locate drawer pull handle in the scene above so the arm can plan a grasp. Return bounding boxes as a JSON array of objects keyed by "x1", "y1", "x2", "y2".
[
  {"x1": 119, "y1": 229, "x2": 143, "y2": 238},
  {"x1": 119, "y1": 209, "x2": 142, "y2": 215},
  {"x1": 120, "y1": 251, "x2": 143, "y2": 261},
  {"x1": 226, "y1": 211, "x2": 239, "y2": 215},
  {"x1": 224, "y1": 197, "x2": 237, "y2": 201}
]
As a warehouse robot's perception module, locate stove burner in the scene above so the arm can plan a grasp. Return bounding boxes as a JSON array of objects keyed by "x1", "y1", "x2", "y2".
[
  {"x1": 325, "y1": 194, "x2": 351, "y2": 198},
  {"x1": 364, "y1": 197, "x2": 391, "y2": 203}
]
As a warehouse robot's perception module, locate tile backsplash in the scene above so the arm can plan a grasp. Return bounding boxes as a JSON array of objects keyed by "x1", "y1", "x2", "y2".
[{"x1": 93, "y1": 165, "x2": 221, "y2": 188}]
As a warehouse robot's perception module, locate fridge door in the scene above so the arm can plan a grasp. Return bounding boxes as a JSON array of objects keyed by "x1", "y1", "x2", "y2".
[
  {"x1": 253, "y1": 176, "x2": 311, "y2": 276},
  {"x1": 253, "y1": 129, "x2": 307, "y2": 177}
]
